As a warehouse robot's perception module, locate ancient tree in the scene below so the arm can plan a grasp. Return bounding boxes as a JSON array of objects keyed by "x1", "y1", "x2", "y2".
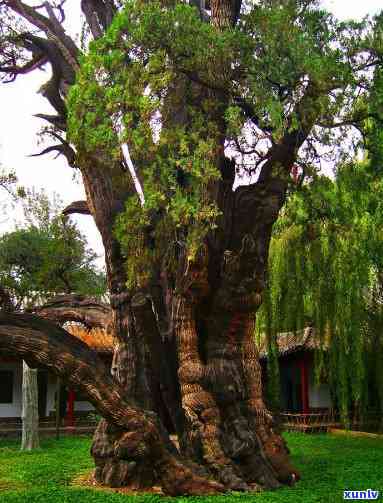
[{"x1": 0, "y1": 0, "x2": 382, "y2": 495}]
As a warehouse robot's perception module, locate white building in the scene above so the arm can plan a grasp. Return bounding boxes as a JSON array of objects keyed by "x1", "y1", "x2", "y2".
[{"x1": 0, "y1": 327, "x2": 113, "y2": 423}]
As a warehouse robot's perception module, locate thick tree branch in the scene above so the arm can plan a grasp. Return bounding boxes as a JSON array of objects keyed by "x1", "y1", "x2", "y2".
[
  {"x1": 34, "y1": 130, "x2": 76, "y2": 165},
  {"x1": 5, "y1": 0, "x2": 79, "y2": 67},
  {"x1": 29, "y1": 142, "x2": 76, "y2": 165},
  {"x1": 1, "y1": 33, "x2": 75, "y2": 116},
  {"x1": 34, "y1": 294, "x2": 111, "y2": 330},
  {"x1": 81, "y1": 0, "x2": 116, "y2": 37},
  {"x1": 62, "y1": 200, "x2": 91, "y2": 216},
  {"x1": 0, "y1": 52, "x2": 47, "y2": 81},
  {"x1": 81, "y1": 0, "x2": 103, "y2": 39},
  {"x1": 34, "y1": 113, "x2": 66, "y2": 131},
  {"x1": 1, "y1": 2, "x2": 80, "y2": 129},
  {"x1": 258, "y1": 82, "x2": 321, "y2": 183}
]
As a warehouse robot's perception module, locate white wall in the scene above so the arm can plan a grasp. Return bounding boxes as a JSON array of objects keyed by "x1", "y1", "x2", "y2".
[
  {"x1": 308, "y1": 366, "x2": 332, "y2": 409},
  {"x1": 0, "y1": 363, "x2": 95, "y2": 419},
  {"x1": 74, "y1": 401, "x2": 94, "y2": 412},
  {"x1": 0, "y1": 361, "x2": 22, "y2": 418},
  {"x1": 46, "y1": 376, "x2": 94, "y2": 414},
  {"x1": 46, "y1": 373, "x2": 58, "y2": 416}
]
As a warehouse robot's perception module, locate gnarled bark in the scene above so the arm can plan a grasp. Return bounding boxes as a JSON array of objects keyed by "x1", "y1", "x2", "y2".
[{"x1": 168, "y1": 188, "x2": 300, "y2": 489}]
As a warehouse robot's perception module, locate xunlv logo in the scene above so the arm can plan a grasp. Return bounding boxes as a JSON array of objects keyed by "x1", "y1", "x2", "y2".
[{"x1": 344, "y1": 490, "x2": 380, "y2": 500}]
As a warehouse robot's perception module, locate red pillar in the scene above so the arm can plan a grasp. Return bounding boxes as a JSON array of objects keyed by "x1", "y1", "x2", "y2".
[
  {"x1": 66, "y1": 389, "x2": 75, "y2": 427},
  {"x1": 299, "y1": 357, "x2": 309, "y2": 414}
]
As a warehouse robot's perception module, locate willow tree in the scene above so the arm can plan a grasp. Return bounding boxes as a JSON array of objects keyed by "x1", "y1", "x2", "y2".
[
  {"x1": 257, "y1": 159, "x2": 383, "y2": 423},
  {"x1": 0, "y1": 0, "x2": 382, "y2": 494},
  {"x1": 257, "y1": 64, "x2": 383, "y2": 422}
]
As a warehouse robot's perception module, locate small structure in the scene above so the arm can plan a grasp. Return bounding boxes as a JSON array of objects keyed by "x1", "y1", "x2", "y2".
[
  {"x1": 0, "y1": 326, "x2": 114, "y2": 430},
  {"x1": 258, "y1": 327, "x2": 337, "y2": 432}
]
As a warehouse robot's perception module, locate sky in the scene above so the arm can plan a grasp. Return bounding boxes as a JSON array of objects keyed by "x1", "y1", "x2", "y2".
[{"x1": 0, "y1": 0, "x2": 382, "y2": 267}]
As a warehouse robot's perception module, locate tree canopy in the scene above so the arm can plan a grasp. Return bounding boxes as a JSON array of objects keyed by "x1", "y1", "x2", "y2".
[{"x1": 66, "y1": 1, "x2": 383, "y2": 288}]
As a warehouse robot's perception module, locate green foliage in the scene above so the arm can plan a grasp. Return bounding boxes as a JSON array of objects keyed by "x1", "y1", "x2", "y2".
[
  {"x1": 367, "y1": 60, "x2": 383, "y2": 172},
  {"x1": 67, "y1": 0, "x2": 381, "y2": 288},
  {"x1": 0, "y1": 433, "x2": 382, "y2": 502},
  {"x1": 0, "y1": 167, "x2": 15, "y2": 218},
  {"x1": 0, "y1": 165, "x2": 25, "y2": 218},
  {"x1": 257, "y1": 159, "x2": 383, "y2": 420},
  {"x1": 68, "y1": 1, "x2": 231, "y2": 287},
  {"x1": 0, "y1": 190, "x2": 106, "y2": 308},
  {"x1": 257, "y1": 40, "x2": 383, "y2": 414}
]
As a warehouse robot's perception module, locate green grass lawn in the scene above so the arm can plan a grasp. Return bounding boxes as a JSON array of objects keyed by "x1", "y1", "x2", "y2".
[{"x1": 0, "y1": 432, "x2": 382, "y2": 502}]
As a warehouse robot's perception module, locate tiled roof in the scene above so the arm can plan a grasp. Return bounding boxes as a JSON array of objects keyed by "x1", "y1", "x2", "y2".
[
  {"x1": 258, "y1": 326, "x2": 324, "y2": 359},
  {"x1": 66, "y1": 324, "x2": 323, "y2": 358},
  {"x1": 66, "y1": 324, "x2": 115, "y2": 353}
]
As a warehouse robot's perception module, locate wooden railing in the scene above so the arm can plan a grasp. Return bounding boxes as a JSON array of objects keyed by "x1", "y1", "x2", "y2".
[
  {"x1": 281, "y1": 410, "x2": 383, "y2": 433},
  {"x1": 281, "y1": 411, "x2": 341, "y2": 433}
]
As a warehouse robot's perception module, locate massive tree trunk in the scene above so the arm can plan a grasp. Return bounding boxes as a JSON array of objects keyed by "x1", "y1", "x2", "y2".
[
  {"x1": 162, "y1": 177, "x2": 300, "y2": 490},
  {"x1": 21, "y1": 360, "x2": 40, "y2": 451},
  {"x1": 81, "y1": 162, "x2": 300, "y2": 489},
  {"x1": 75, "y1": 159, "x2": 186, "y2": 488}
]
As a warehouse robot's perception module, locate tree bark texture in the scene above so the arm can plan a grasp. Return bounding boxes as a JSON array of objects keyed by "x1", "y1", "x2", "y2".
[
  {"x1": 78, "y1": 157, "x2": 188, "y2": 488},
  {"x1": 84, "y1": 168, "x2": 301, "y2": 490},
  {"x1": 21, "y1": 360, "x2": 40, "y2": 451},
  {"x1": 35, "y1": 294, "x2": 111, "y2": 331},
  {"x1": 161, "y1": 178, "x2": 301, "y2": 489}
]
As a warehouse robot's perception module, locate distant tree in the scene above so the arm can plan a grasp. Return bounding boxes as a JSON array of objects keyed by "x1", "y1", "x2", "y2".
[
  {"x1": 256, "y1": 63, "x2": 383, "y2": 422},
  {"x1": 0, "y1": 164, "x2": 19, "y2": 224},
  {"x1": 0, "y1": 189, "x2": 106, "y2": 309},
  {"x1": 0, "y1": 167, "x2": 16, "y2": 194}
]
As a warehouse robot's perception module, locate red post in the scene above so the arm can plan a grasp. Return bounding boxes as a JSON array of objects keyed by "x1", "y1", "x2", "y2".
[
  {"x1": 299, "y1": 357, "x2": 309, "y2": 414},
  {"x1": 66, "y1": 389, "x2": 75, "y2": 427}
]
